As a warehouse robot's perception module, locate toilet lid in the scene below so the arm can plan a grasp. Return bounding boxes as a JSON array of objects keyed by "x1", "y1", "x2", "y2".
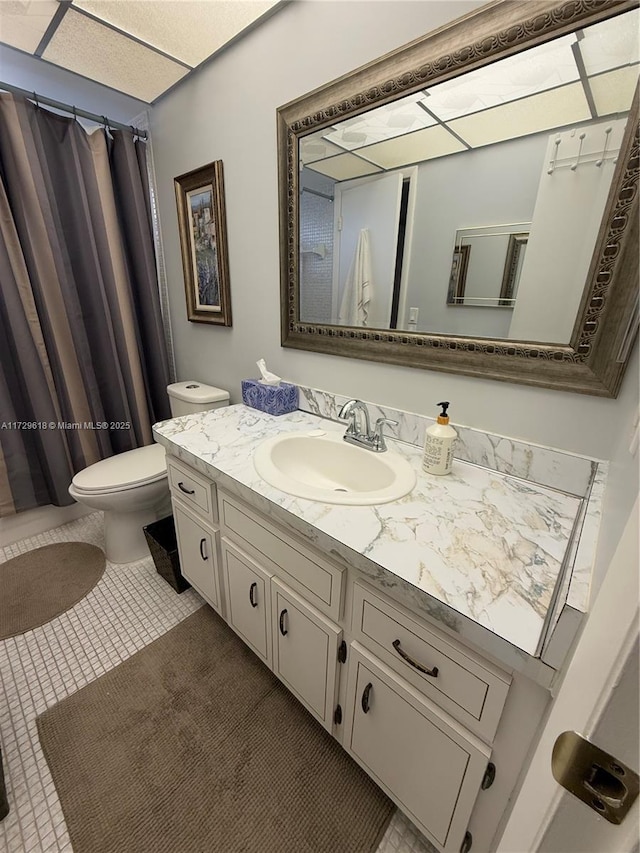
[{"x1": 72, "y1": 444, "x2": 167, "y2": 493}]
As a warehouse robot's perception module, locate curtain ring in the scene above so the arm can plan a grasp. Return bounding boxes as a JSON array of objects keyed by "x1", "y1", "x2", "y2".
[
  {"x1": 33, "y1": 91, "x2": 39, "y2": 108},
  {"x1": 72, "y1": 105, "x2": 77, "y2": 120}
]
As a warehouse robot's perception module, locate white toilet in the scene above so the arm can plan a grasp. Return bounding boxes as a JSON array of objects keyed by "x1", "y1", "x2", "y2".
[{"x1": 68, "y1": 381, "x2": 229, "y2": 564}]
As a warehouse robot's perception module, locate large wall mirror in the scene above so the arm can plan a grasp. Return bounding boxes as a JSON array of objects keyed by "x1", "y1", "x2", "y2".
[{"x1": 277, "y1": 0, "x2": 639, "y2": 396}]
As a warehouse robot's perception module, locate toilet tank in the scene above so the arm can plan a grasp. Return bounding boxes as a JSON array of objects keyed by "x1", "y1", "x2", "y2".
[{"x1": 167, "y1": 381, "x2": 230, "y2": 417}]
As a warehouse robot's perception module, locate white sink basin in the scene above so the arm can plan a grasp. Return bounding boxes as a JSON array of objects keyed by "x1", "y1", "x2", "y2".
[{"x1": 253, "y1": 430, "x2": 416, "y2": 505}]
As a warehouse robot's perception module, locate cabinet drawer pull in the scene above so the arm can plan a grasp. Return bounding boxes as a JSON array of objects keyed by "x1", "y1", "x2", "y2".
[
  {"x1": 392, "y1": 639, "x2": 438, "y2": 677},
  {"x1": 249, "y1": 582, "x2": 258, "y2": 608},
  {"x1": 361, "y1": 682, "x2": 373, "y2": 714},
  {"x1": 279, "y1": 608, "x2": 288, "y2": 636},
  {"x1": 178, "y1": 481, "x2": 195, "y2": 495},
  {"x1": 199, "y1": 538, "x2": 208, "y2": 561}
]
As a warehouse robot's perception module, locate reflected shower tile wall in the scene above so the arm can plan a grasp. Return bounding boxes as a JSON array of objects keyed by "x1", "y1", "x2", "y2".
[{"x1": 297, "y1": 385, "x2": 599, "y2": 497}]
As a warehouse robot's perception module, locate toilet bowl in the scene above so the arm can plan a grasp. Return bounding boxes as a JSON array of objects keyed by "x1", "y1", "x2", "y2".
[{"x1": 68, "y1": 382, "x2": 229, "y2": 564}]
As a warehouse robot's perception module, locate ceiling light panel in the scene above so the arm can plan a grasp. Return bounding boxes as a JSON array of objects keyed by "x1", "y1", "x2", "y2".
[
  {"x1": 448, "y1": 83, "x2": 591, "y2": 148},
  {"x1": 42, "y1": 9, "x2": 188, "y2": 102},
  {"x1": 422, "y1": 34, "x2": 579, "y2": 121},
  {"x1": 0, "y1": 0, "x2": 58, "y2": 53},
  {"x1": 358, "y1": 125, "x2": 466, "y2": 169},
  {"x1": 300, "y1": 131, "x2": 344, "y2": 165},
  {"x1": 72, "y1": 0, "x2": 279, "y2": 66},
  {"x1": 578, "y1": 9, "x2": 640, "y2": 76},
  {"x1": 589, "y1": 66, "x2": 640, "y2": 115},
  {"x1": 306, "y1": 153, "x2": 383, "y2": 181},
  {"x1": 322, "y1": 95, "x2": 437, "y2": 150}
]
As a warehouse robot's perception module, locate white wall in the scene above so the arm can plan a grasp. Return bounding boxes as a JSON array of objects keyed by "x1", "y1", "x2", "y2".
[
  {"x1": 149, "y1": 0, "x2": 639, "y2": 585},
  {"x1": 405, "y1": 133, "x2": 545, "y2": 337},
  {"x1": 0, "y1": 43, "x2": 147, "y2": 124},
  {"x1": 509, "y1": 118, "x2": 627, "y2": 344}
]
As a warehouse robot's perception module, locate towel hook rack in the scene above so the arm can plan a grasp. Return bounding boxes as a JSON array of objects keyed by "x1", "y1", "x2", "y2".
[
  {"x1": 596, "y1": 127, "x2": 612, "y2": 167},
  {"x1": 571, "y1": 133, "x2": 586, "y2": 171},
  {"x1": 547, "y1": 136, "x2": 561, "y2": 175}
]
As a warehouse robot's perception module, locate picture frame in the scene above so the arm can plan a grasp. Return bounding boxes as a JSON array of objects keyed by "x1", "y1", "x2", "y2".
[
  {"x1": 446, "y1": 244, "x2": 471, "y2": 304},
  {"x1": 499, "y1": 233, "x2": 529, "y2": 306},
  {"x1": 174, "y1": 160, "x2": 232, "y2": 326}
]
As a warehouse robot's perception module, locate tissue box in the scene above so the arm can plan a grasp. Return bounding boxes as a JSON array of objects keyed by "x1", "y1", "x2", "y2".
[{"x1": 241, "y1": 379, "x2": 298, "y2": 416}]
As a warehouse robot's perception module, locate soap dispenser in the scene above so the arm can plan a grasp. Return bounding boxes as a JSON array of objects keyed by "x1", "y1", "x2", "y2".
[{"x1": 422, "y1": 402, "x2": 457, "y2": 476}]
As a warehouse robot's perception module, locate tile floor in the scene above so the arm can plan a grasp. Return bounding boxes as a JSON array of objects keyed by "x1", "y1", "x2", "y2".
[{"x1": 0, "y1": 513, "x2": 434, "y2": 853}]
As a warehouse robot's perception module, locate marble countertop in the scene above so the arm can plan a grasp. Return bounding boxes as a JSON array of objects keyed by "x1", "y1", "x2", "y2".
[{"x1": 154, "y1": 405, "x2": 585, "y2": 667}]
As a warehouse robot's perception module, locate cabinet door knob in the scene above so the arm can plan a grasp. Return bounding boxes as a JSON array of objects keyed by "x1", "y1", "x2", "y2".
[
  {"x1": 279, "y1": 608, "x2": 288, "y2": 636},
  {"x1": 249, "y1": 582, "x2": 258, "y2": 608},
  {"x1": 199, "y1": 538, "x2": 208, "y2": 561},
  {"x1": 178, "y1": 481, "x2": 195, "y2": 495},
  {"x1": 361, "y1": 682, "x2": 373, "y2": 714},
  {"x1": 392, "y1": 639, "x2": 438, "y2": 677}
]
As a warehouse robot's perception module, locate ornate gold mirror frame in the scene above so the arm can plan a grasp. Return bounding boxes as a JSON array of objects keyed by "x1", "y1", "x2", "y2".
[{"x1": 277, "y1": 0, "x2": 639, "y2": 397}]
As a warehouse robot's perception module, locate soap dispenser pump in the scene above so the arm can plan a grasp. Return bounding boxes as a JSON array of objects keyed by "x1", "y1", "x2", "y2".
[{"x1": 422, "y1": 401, "x2": 457, "y2": 476}]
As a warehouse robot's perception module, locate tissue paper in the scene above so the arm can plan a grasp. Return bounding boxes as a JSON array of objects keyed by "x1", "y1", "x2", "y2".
[{"x1": 256, "y1": 358, "x2": 281, "y2": 386}]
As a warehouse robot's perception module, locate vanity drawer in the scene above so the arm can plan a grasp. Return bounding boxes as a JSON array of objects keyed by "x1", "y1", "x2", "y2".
[
  {"x1": 352, "y1": 583, "x2": 510, "y2": 741},
  {"x1": 218, "y1": 490, "x2": 344, "y2": 621},
  {"x1": 167, "y1": 456, "x2": 217, "y2": 524}
]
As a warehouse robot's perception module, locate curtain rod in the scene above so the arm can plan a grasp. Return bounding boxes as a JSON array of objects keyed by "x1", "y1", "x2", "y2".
[{"x1": 0, "y1": 80, "x2": 147, "y2": 139}]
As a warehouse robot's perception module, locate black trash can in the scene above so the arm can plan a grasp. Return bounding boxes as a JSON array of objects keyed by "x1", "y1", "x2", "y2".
[{"x1": 143, "y1": 515, "x2": 190, "y2": 594}]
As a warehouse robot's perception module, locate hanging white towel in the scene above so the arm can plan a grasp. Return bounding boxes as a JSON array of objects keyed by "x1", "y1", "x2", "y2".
[{"x1": 338, "y1": 228, "x2": 372, "y2": 326}]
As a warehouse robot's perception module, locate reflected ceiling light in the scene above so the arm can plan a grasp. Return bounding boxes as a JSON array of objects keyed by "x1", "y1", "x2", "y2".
[
  {"x1": 589, "y1": 66, "x2": 640, "y2": 116},
  {"x1": 357, "y1": 125, "x2": 467, "y2": 169},
  {"x1": 578, "y1": 8, "x2": 640, "y2": 76},
  {"x1": 422, "y1": 34, "x2": 580, "y2": 121},
  {"x1": 448, "y1": 83, "x2": 591, "y2": 148},
  {"x1": 323, "y1": 100, "x2": 435, "y2": 150},
  {"x1": 306, "y1": 152, "x2": 383, "y2": 181}
]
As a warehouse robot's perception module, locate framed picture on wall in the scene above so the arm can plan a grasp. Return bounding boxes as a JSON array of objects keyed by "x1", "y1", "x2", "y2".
[{"x1": 174, "y1": 160, "x2": 232, "y2": 326}]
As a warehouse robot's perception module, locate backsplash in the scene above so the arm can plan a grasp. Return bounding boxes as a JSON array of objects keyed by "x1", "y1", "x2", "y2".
[{"x1": 297, "y1": 385, "x2": 600, "y2": 499}]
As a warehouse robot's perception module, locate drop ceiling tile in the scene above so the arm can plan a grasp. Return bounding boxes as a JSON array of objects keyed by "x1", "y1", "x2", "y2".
[
  {"x1": 589, "y1": 66, "x2": 640, "y2": 116},
  {"x1": 448, "y1": 83, "x2": 591, "y2": 148},
  {"x1": 0, "y1": 0, "x2": 58, "y2": 53},
  {"x1": 72, "y1": 0, "x2": 279, "y2": 66},
  {"x1": 306, "y1": 153, "x2": 383, "y2": 181},
  {"x1": 42, "y1": 9, "x2": 188, "y2": 102},
  {"x1": 357, "y1": 125, "x2": 466, "y2": 169}
]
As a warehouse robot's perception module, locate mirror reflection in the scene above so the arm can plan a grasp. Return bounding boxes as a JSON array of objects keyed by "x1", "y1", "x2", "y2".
[
  {"x1": 298, "y1": 9, "x2": 639, "y2": 344},
  {"x1": 446, "y1": 224, "x2": 530, "y2": 312}
]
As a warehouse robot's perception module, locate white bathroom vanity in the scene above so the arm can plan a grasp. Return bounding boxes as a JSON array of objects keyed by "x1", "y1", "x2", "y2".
[{"x1": 153, "y1": 394, "x2": 605, "y2": 853}]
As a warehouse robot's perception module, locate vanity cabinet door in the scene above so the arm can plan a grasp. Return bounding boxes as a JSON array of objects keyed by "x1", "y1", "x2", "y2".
[
  {"x1": 221, "y1": 538, "x2": 273, "y2": 667},
  {"x1": 344, "y1": 643, "x2": 490, "y2": 853},
  {"x1": 271, "y1": 578, "x2": 341, "y2": 732},
  {"x1": 173, "y1": 499, "x2": 222, "y2": 613}
]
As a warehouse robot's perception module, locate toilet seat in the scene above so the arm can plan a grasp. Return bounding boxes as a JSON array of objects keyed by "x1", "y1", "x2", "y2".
[{"x1": 71, "y1": 444, "x2": 167, "y2": 495}]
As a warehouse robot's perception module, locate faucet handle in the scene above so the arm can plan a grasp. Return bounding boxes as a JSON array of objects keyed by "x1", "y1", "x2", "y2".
[{"x1": 373, "y1": 417, "x2": 398, "y2": 451}]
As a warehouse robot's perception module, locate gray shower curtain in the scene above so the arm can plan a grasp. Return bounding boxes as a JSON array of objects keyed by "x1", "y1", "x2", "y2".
[{"x1": 0, "y1": 94, "x2": 171, "y2": 517}]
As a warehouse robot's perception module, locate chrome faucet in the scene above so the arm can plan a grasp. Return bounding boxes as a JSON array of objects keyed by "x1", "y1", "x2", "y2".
[{"x1": 338, "y1": 399, "x2": 398, "y2": 452}]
